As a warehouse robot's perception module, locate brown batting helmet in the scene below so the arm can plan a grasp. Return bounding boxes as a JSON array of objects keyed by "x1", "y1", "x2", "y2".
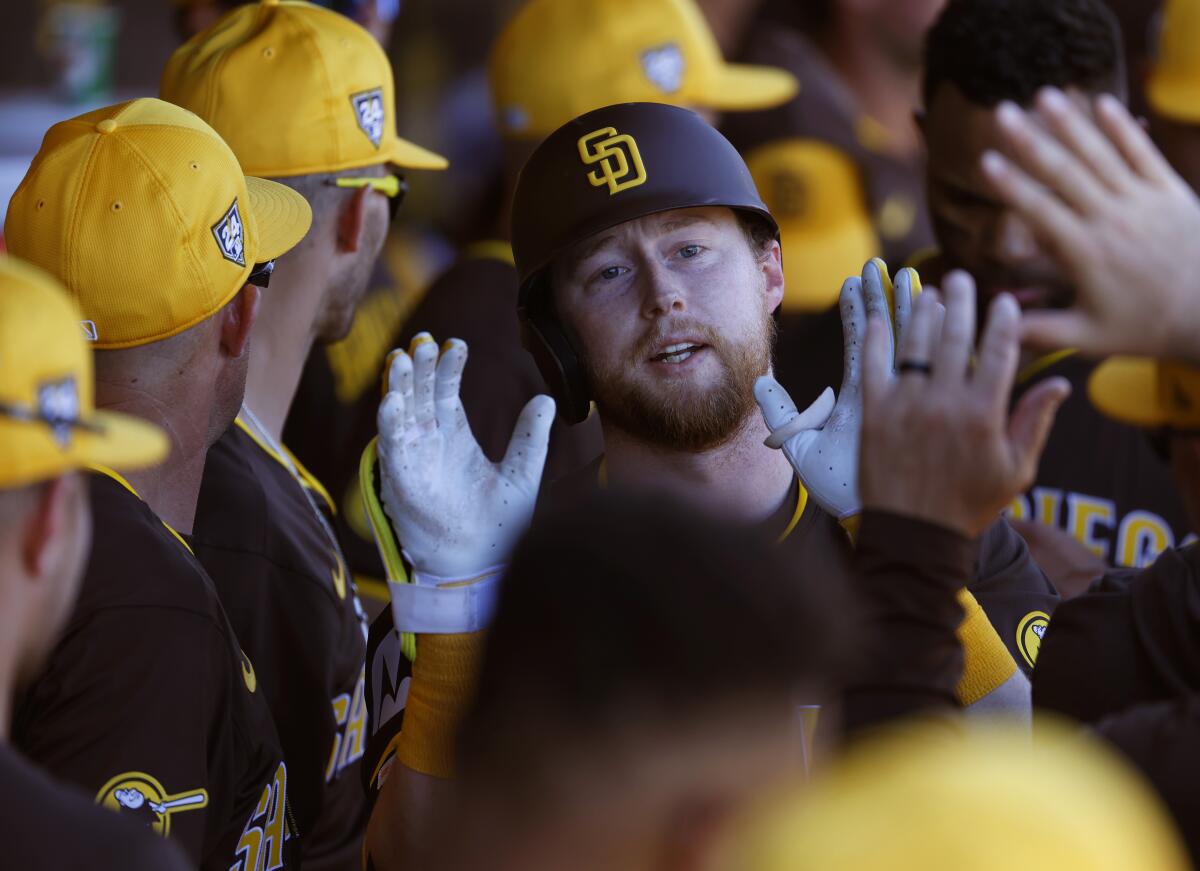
[{"x1": 513, "y1": 102, "x2": 778, "y2": 424}]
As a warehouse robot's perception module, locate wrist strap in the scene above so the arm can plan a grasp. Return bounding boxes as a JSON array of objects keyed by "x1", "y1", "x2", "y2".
[{"x1": 389, "y1": 572, "x2": 504, "y2": 634}]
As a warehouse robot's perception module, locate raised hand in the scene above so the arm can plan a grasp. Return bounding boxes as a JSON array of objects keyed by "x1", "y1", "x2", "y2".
[
  {"x1": 376, "y1": 333, "x2": 555, "y2": 584},
  {"x1": 756, "y1": 259, "x2": 921, "y2": 519},
  {"x1": 981, "y1": 88, "x2": 1200, "y2": 363},
  {"x1": 860, "y1": 273, "x2": 1070, "y2": 538}
]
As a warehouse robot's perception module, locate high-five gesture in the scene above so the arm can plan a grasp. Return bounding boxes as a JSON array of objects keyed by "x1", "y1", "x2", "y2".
[
  {"x1": 860, "y1": 274, "x2": 1070, "y2": 538},
  {"x1": 982, "y1": 88, "x2": 1200, "y2": 363},
  {"x1": 377, "y1": 333, "x2": 555, "y2": 588},
  {"x1": 756, "y1": 260, "x2": 920, "y2": 519}
]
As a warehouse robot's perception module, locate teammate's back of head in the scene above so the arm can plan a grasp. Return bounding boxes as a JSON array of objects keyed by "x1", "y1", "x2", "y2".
[{"x1": 444, "y1": 490, "x2": 848, "y2": 869}]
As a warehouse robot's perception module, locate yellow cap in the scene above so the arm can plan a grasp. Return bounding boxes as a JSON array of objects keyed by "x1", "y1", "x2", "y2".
[
  {"x1": 1147, "y1": 0, "x2": 1200, "y2": 123},
  {"x1": 162, "y1": 0, "x2": 447, "y2": 177},
  {"x1": 1088, "y1": 356, "x2": 1200, "y2": 429},
  {"x1": 0, "y1": 255, "x2": 169, "y2": 488},
  {"x1": 4, "y1": 98, "x2": 312, "y2": 350},
  {"x1": 489, "y1": 0, "x2": 798, "y2": 140},
  {"x1": 735, "y1": 720, "x2": 1189, "y2": 871},
  {"x1": 746, "y1": 139, "x2": 880, "y2": 312}
]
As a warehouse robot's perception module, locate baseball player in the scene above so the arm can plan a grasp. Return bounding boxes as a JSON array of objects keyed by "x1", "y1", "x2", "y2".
[
  {"x1": 912, "y1": 0, "x2": 1190, "y2": 595},
  {"x1": 357, "y1": 0, "x2": 798, "y2": 804},
  {"x1": 968, "y1": 80, "x2": 1200, "y2": 860},
  {"x1": 160, "y1": 3, "x2": 445, "y2": 866},
  {"x1": 6, "y1": 98, "x2": 312, "y2": 870},
  {"x1": 360, "y1": 100, "x2": 1060, "y2": 864},
  {"x1": 1148, "y1": 0, "x2": 1200, "y2": 195},
  {"x1": 0, "y1": 256, "x2": 191, "y2": 871},
  {"x1": 722, "y1": 0, "x2": 942, "y2": 310}
]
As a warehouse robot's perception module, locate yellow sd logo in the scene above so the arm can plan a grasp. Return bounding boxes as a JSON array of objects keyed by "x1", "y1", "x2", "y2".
[
  {"x1": 1016, "y1": 610, "x2": 1051, "y2": 669},
  {"x1": 578, "y1": 127, "x2": 648, "y2": 195}
]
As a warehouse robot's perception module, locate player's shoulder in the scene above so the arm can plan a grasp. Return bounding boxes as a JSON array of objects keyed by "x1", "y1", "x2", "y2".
[
  {"x1": 84, "y1": 472, "x2": 225, "y2": 621},
  {"x1": 0, "y1": 745, "x2": 191, "y2": 871},
  {"x1": 194, "y1": 423, "x2": 275, "y2": 549}
]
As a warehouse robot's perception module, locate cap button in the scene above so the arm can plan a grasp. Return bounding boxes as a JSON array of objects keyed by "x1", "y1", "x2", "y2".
[{"x1": 96, "y1": 119, "x2": 118, "y2": 135}]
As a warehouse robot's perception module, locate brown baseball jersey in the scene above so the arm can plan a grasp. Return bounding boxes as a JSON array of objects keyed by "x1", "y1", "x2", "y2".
[
  {"x1": 13, "y1": 471, "x2": 297, "y2": 871},
  {"x1": 0, "y1": 743, "x2": 193, "y2": 871},
  {"x1": 1008, "y1": 352, "x2": 1193, "y2": 568},
  {"x1": 192, "y1": 418, "x2": 369, "y2": 871}
]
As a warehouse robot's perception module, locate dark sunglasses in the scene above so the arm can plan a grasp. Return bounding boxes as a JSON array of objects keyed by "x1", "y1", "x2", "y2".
[{"x1": 247, "y1": 260, "x2": 275, "y2": 288}]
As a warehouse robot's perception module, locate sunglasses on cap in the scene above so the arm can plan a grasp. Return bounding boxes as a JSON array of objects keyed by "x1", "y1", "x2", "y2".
[{"x1": 324, "y1": 173, "x2": 408, "y2": 221}]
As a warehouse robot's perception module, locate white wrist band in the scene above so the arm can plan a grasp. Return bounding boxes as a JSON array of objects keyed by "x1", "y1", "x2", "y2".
[{"x1": 388, "y1": 572, "x2": 503, "y2": 634}]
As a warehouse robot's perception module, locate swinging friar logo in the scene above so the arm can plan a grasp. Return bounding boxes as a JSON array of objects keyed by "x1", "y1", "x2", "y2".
[
  {"x1": 211, "y1": 199, "x2": 246, "y2": 267},
  {"x1": 351, "y1": 88, "x2": 386, "y2": 149}
]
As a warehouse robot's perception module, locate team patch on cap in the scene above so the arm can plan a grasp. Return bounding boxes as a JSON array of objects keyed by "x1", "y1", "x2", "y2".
[
  {"x1": 211, "y1": 199, "x2": 246, "y2": 267},
  {"x1": 351, "y1": 88, "x2": 386, "y2": 149},
  {"x1": 37, "y1": 376, "x2": 82, "y2": 448},
  {"x1": 578, "y1": 126, "x2": 648, "y2": 195},
  {"x1": 1016, "y1": 610, "x2": 1051, "y2": 669},
  {"x1": 80, "y1": 320, "x2": 98, "y2": 342},
  {"x1": 641, "y1": 43, "x2": 685, "y2": 94}
]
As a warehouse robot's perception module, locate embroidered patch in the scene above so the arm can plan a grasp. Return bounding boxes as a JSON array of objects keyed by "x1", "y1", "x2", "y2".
[
  {"x1": 350, "y1": 88, "x2": 386, "y2": 148},
  {"x1": 1016, "y1": 610, "x2": 1051, "y2": 668},
  {"x1": 641, "y1": 43, "x2": 685, "y2": 94},
  {"x1": 211, "y1": 199, "x2": 246, "y2": 267}
]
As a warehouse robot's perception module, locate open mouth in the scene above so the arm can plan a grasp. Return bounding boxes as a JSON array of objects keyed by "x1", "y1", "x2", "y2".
[{"x1": 651, "y1": 342, "x2": 706, "y2": 364}]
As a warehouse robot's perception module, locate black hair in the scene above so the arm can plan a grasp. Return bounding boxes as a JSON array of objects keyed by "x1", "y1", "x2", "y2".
[
  {"x1": 455, "y1": 490, "x2": 850, "y2": 790},
  {"x1": 922, "y1": 0, "x2": 1125, "y2": 108}
]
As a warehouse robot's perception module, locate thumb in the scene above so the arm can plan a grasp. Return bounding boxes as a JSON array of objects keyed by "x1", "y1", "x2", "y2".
[
  {"x1": 757, "y1": 375, "x2": 835, "y2": 448},
  {"x1": 501, "y1": 394, "x2": 557, "y2": 485},
  {"x1": 1008, "y1": 376, "x2": 1071, "y2": 486}
]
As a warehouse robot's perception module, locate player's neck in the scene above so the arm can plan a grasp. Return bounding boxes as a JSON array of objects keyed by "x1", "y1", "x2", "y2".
[
  {"x1": 601, "y1": 410, "x2": 795, "y2": 523},
  {"x1": 242, "y1": 262, "x2": 324, "y2": 442},
  {"x1": 822, "y1": 28, "x2": 922, "y2": 158},
  {"x1": 94, "y1": 380, "x2": 214, "y2": 535}
]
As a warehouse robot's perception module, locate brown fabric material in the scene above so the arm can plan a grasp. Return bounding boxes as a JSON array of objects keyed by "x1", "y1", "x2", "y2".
[
  {"x1": 192, "y1": 424, "x2": 370, "y2": 871},
  {"x1": 13, "y1": 474, "x2": 296, "y2": 871}
]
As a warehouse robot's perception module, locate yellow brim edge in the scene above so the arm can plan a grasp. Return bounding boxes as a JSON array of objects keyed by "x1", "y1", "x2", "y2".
[
  {"x1": 1087, "y1": 356, "x2": 1166, "y2": 427},
  {"x1": 245, "y1": 176, "x2": 314, "y2": 262},
  {"x1": 386, "y1": 136, "x2": 449, "y2": 171},
  {"x1": 697, "y1": 63, "x2": 800, "y2": 112}
]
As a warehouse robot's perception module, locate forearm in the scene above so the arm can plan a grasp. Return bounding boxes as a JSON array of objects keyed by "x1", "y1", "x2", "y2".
[{"x1": 840, "y1": 510, "x2": 972, "y2": 735}]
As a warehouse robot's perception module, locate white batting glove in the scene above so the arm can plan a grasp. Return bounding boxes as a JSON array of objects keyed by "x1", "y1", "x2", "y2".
[
  {"x1": 376, "y1": 333, "x2": 555, "y2": 632},
  {"x1": 755, "y1": 260, "x2": 920, "y2": 519}
]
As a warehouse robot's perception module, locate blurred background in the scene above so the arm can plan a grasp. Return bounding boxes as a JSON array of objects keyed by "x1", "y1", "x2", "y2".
[{"x1": 0, "y1": 0, "x2": 1165, "y2": 312}]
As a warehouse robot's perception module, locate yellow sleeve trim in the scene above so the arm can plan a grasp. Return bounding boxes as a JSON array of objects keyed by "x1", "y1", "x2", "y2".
[
  {"x1": 954, "y1": 588, "x2": 1018, "y2": 705},
  {"x1": 776, "y1": 483, "x2": 810, "y2": 544},
  {"x1": 359, "y1": 439, "x2": 416, "y2": 662}
]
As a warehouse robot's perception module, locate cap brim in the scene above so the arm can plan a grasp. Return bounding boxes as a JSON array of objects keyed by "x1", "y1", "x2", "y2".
[
  {"x1": 780, "y1": 223, "x2": 879, "y2": 312},
  {"x1": 384, "y1": 136, "x2": 449, "y2": 171},
  {"x1": 700, "y1": 63, "x2": 800, "y2": 113},
  {"x1": 1146, "y1": 75, "x2": 1200, "y2": 125},
  {"x1": 1088, "y1": 356, "x2": 1164, "y2": 427},
  {"x1": 76, "y1": 409, "x2": 170, "y2": 473},
  {"x1": 245, "y1": 176, "x2": 314, "y2": 262}
]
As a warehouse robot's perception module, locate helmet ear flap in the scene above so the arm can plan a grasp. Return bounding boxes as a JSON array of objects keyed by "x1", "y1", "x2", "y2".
[{"x1": 518, "y1": 279, "x2": 592, "y2": 425}]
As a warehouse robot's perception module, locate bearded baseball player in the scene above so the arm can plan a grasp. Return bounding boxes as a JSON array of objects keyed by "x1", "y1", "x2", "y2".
[
  {"x1": 359, "y1": 101, "x2": 1062, "y2": 866},
  {"x1": 160, "y1": 3, "x2": 445, "y2": 866},
  {"x1": 6, "y1": 98, "x2": 311, "y2": 871}
]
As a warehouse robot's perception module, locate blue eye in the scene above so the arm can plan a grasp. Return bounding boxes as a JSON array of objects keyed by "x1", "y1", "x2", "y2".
[{"x1": 679, "y1": 244, "x2": 701, "y2": 258}]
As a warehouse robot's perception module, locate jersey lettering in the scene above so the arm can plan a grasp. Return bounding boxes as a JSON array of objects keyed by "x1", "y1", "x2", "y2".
[
  {"x1": 230, "y1": 762, "x2": 288, "y2": 871},
  {"x1": 325, "y1": 668, "x2": 368, "y2": 782},
  {"x1": 1115, "y1": 510, "x2": 1175, "y2": 569},
  {"x1": 1065, "y1": 493, "x2": 1116, "y2": 559}
]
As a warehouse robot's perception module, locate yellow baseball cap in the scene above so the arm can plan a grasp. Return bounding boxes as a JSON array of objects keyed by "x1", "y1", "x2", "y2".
[
  {"x1": 1147, "y1": 0, "x2": 1200, "y2": 123},
  {"x1": 1088, "y1": 356, "x2": 1200, "y2": 429},
  {"x1": 5, "y1": 97, "x2": 312, "y2": 350},
  {"x1": 746, "y1": 139, "x2": 880, "y2": 312},
  {"x1": 489, "y1": 0, "x2": 799, "y2": 140},
  {"x1": 733, "y1": 720, "x2": 1189, "y2": 871},
  {"x1": 161, "y1": 0, "x2": 447, "y2": 177},
  {"x1": 0, "y1": 255, "x2": 169, "y2": 489}
]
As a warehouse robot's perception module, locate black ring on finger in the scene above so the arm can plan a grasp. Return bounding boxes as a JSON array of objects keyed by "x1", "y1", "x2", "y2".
[{"x1": 898, "y1": 360, "x2": 934, "y2": 375}]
